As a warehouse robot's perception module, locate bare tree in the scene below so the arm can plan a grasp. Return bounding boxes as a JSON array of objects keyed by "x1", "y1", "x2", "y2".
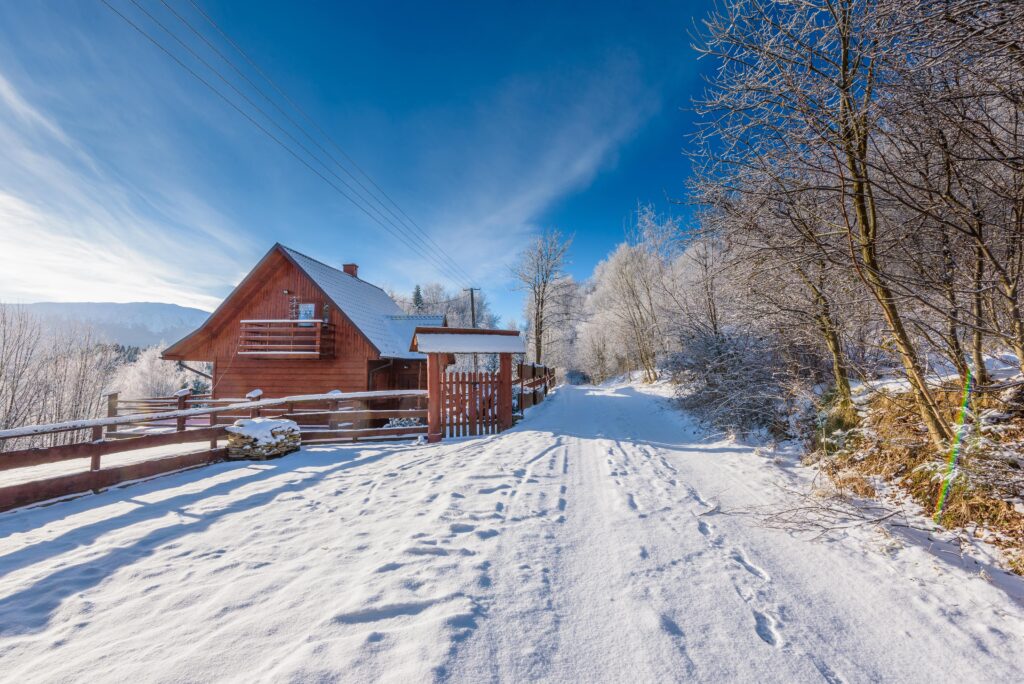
[
  {"x1": 511, "y1": 229, "x2": 573, "y2": 364},
  {"x1": 694, "y1": 0, "x2": 958, "y2": 449},
  {"x1": 0, "y1": 305, "x2": 121, "y2": 451}
]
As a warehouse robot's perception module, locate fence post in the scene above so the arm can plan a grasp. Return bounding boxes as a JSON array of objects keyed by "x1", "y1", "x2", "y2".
[
  {"x1": 90, "y1": 425, "x2": 102, "y2": 473},
  {"x1": 246, "y1": 389, "x2": 263, "y2": 418},
  {"x1": 206, "y1": 397, "x2": 217, "y2": 450},
  {"x1": 427, "y1": 353, "x2": 443, "y2": 443},
  {"x1": 328, "y1": 397, "x2": 340, "y2": 431},
  {"x1": 175, "y1": 389, "x2": 189, "y2": 432},
  {"x1": 498, "y1": 353, "x2": 513, "y2": 431},
  {"x1": 105, "y1": 392, "x2": 119, "y2": 437}
]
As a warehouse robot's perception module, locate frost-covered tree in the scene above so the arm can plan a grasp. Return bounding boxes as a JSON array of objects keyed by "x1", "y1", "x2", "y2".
[
  {"x1": 113, "y1": 345, "x2": 189, "y2": 399},
  {"x1": 0, "y1": 305, "x2": 121, "y2": 450},
  {"x1": 511, "y1": 229, "x2": 573, "y2": 364},
  {"x1": 396, "y1": 283, "x2": 499, "y2": 330}
]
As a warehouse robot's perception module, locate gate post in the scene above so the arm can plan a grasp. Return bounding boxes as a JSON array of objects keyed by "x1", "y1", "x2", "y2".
[
  {"x1": 498, "y1": 353, "x2": 513, "y2": 431},
  {"x1": 427, "y1": 352, "x2": 443, "y2": 443}
]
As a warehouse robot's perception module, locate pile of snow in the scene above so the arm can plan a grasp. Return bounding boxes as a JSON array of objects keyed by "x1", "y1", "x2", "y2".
[{"x1": 225, "y1": 418, "x2": 299, "y2": 445}]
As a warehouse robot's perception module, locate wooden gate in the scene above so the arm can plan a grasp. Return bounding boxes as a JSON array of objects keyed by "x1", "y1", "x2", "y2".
[{"x1": 442, "y1": 371, "x2": 500, "y2": 437}]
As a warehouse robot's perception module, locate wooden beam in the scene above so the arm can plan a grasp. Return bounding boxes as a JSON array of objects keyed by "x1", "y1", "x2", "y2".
[
  {"x1": 0, "y1": 426, "x2": 228, "y2": 471},
  {"x1": 300, "y1": 426, "x2": 427, "y2": 440},
  {"x1": 427, "y1": 352, "x2": 443, "y2": 443},
  {"x1": 0, "y1": 448, "x2": 227, "y2": 512},
  {"x1": 498, "y1": 353, "x2": 513, "y2": 431},
  {"x1": 281, "y1": 409, "x2": 426, "y2": 421}
]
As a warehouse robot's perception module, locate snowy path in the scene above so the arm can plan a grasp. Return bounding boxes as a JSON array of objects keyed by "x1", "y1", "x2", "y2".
[{"x1": 1, "y1": 384, "x2": 1022, "y2": 682}]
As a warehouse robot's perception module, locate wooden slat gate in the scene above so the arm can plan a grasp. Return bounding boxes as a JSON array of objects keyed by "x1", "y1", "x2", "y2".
[{"x1": 442, "y1": 371, "x2": 500, "y2": 437}]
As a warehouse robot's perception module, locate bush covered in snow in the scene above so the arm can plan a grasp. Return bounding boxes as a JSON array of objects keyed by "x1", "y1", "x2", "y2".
[
  {"x1": 113, "y1": 346, "x2": 190, "y2": 399},
  {"x1": 668, "y1": 331, "x2": 824, "y2": 439}
]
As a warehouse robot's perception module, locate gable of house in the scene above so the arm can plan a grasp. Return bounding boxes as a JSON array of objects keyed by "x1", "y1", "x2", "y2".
[
  {"x1": 279, "y1": 247, "x2": 443, "y2": 360},
  {"x1": 163, "y1": 244, "x2": 444, "y2": 362}
]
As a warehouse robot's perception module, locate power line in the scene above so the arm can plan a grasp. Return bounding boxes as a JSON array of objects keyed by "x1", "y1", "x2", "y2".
[
  {"x1": 102, "y1": 0, "x2": 473, "y2": 286},
  {"x1": 159, "y1": 0, "x2": 475, "y2": 286},
  {"x1": 123, "y1": 0, "x2": 468, "y2": 286},
  {"x1": 184, "y1": 0, "x2": 476, "y2": 286}
]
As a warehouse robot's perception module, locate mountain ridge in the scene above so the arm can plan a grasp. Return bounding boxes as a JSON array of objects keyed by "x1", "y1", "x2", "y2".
[{"x1": 19, "y1": 301, "x2": 210, "y2": 348}]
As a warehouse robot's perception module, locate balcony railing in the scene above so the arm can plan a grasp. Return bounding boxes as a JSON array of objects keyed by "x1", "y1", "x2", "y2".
[{"x1": 238, "y1": 319, "x2": 335, "y2": 359}]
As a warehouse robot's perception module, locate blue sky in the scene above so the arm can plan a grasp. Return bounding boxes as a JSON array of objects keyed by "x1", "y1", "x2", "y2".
[{"x1": 0, "y1": 1, "x2": 712, "y2": 322}]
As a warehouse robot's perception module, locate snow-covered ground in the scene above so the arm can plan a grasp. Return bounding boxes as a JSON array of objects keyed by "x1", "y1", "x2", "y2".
[{"x1": 1, "y1": 383, "x2": 1022, "y2": 682}]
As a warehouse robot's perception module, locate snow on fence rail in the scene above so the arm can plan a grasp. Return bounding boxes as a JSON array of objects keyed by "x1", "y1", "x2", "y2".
[{"x1": 0, "y1": 389, "x2": 427, "y2": 512}]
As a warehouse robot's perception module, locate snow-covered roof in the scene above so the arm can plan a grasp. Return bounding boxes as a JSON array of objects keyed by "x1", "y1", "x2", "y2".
[
  {"x1": 282, "y1": 246, "x2": 443, "y2": 359},
  {"x1": 411, "y1": 332, "x2": 525, "y2": 354},
  {"x1": 383, "y1": 315, "x2": 445, "y2": 358}
]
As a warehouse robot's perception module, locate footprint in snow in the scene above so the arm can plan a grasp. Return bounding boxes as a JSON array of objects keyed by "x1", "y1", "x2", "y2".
[
  {"x1": 405, "y1": 546, "x2": 448, "y2": 556},
  {"x1": 730, "y1": 550, "x2": 770, "y2": 581},
  {"x1": 753, "y1": 610, "x2": 781, "y2": 646},
  {"x1": 333, "y1": 600, "x2": 437, "y2": 625},
  {"x1": 660, "y1": 614, "x2": 685, "y2": 637}
]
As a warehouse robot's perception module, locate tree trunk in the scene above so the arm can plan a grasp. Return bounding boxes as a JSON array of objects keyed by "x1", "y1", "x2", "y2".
[
  {"x1": 856, "y1": 218, "x2": 953, "y2": 448},
  {"x1": 797, "y1": 268, "x2": 853, "y2": 409},
  {"x1": 835, "y1": 18, "x2": 953, "y2": 448},
  {"x1": 534, "y1": 299, "x2": 544, "y2": 364},
  {"x1": 940, "y1": 232, "x2": 970, "y2": 387},
  {"x1": 971, "y1": 241, "x2": 991, "y2": 385}
]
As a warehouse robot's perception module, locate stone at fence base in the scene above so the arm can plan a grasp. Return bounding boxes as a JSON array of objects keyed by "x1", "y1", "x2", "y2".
[{"x1": 225, "y1": 418, "x2": 301, "y2": 460}]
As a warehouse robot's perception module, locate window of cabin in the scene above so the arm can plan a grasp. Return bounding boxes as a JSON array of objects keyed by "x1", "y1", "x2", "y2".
[{"x1": 298, "y1": 302, "x2": 316, "y2": 326}]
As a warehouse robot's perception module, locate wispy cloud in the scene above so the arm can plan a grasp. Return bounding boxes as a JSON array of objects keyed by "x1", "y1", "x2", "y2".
[
  {"x1": 0, "y1": 3, "x2": 658, "y2": 319},
  {"x1": 0, "y1": 67, "x2": 247, "y2": 310},
  {"x1": 375, "y1": 55, "x2": 660, "y2": 289}
]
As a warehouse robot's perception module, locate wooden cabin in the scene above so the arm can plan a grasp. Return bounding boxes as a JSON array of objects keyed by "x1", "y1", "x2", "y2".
[{"x1": 162, "y1": 244, "x2": 444, "y2": 398}]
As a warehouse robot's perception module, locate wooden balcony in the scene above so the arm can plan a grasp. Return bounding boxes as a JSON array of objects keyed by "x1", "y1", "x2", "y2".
[{"x1": 238, "y1": 320, "x2": 335, "y2": 359}]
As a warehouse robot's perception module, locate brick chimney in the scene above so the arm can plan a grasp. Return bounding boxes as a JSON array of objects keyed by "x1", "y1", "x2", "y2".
[{"x1": 342, "y1": 263, "x2": 359, "y2": 278}]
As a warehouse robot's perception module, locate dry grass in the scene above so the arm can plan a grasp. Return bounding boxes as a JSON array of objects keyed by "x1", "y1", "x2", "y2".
[{"x1": 814, "y1": 385, "x2": 1024, "y2": 574}]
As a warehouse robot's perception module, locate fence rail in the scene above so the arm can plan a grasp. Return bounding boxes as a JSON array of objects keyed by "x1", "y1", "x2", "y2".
[
  {"x1": 0, "y1": 389, "x2": 426, "y2": 512},
  {"x1": 0, "y1": 364, "x2": 557, "y2": 513},
  {"x1": 237, "y1": 320, "x2": 335, "y2": 359}
]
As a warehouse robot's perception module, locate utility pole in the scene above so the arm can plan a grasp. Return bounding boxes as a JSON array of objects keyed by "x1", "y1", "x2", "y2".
[
  {"x1": 464, "y1": 287, "x2": 479, "y2": 328},
  {"x1": 465, "y1": 287, "x2": 480, "y2": 372}
]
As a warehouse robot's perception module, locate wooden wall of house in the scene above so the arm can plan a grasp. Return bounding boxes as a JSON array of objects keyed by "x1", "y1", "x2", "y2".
[
  {"x1": 183, "y1": 251, "x2": 380, "y2": 399},
  {"x1": 368, "y1": 360, "x2": 427, "y2": 392}
]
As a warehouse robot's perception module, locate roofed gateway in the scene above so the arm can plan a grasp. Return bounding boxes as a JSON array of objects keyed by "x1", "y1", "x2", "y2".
[{"x1": 162, "y1": 244, "x2": 444, "y2": 398}]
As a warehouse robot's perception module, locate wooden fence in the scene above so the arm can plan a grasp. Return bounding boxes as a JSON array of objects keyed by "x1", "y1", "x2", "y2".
[
  {"x1": 518, "y1": 363, "x2": 556, "y2": 411},
  {"x1": 0, "y1": 365, "x2": 558, "y2": 512},
  {"x1": 442, "y1": 371, "x2": 500, "y2": 437},
  {"x1": 0, "y1": 389, "x2": 426, "y2": 512}
]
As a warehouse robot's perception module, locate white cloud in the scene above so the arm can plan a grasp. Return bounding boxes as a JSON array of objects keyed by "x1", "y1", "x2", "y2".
[
  {"x1": 0, "y1": 67, "x2": 249, "y2": 310},
  {"x1": 373, "y1": 55, "x2": 659, "y2": 291},
  {"x1": 0, "y1": 40, "x2": 656, "y2": 319}
]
